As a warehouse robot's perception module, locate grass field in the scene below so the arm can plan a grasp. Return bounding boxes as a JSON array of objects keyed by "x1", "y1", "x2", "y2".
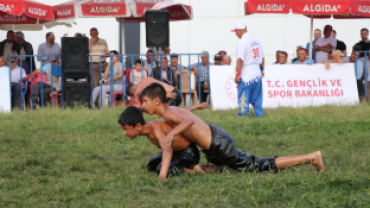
[{"x1": 1, "y1": 104, "x2": 370, "y2": 207}]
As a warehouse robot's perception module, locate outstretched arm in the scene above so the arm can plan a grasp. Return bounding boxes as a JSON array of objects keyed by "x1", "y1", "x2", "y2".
[
  {"x1": 154, "y1": 128, "x2": 173, "y2": 180},
  {"x1": 162, "y1": 112, "x2": 195, "y2": 148}
]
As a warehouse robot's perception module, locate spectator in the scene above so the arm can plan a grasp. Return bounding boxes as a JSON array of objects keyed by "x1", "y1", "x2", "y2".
[
  {"x1": 0, "y1": 56, "x2": 7, "y2": 67},
  {"x1": 358, "y1": 28, "x2": 370, "y2": 58},
  {"x1": 328, "y1": 51, "x2": 333, "y2": 61},
  {"x1": 0, "y1": 30, "x2": 26, "y2": 63},
  {"x1": 14, "y1": 31, "x2": 36, "y2": 75},
  {"x1": 189, "y1": 50, "x2": 210, "y2": 102},
  {"x1": 37, "y1": 32, "x2": 61, "y2": 65},
  {"x1": 148, "y1": 46, "x2": 170, "y2": 62},
  {"x1": 306, "y1": 29, "x2": 321, "y2": 62},
  {"x1": 142, "y1": 49, "x2": 156, "y2": 76},
  {"x1": 331, "y1": 30, "x2": 347, "y2": 56},
  {"x1": 214, "y1": 54, "x2": 222, "y2": 65},
  {"x1": 92, "y1": 50, "x2": 125, "y2": 108},
  {"x1": 343, "y1": 44, "x2": 365, "y2": 99},
  {"x1": 128, "y1": 59, "x2": 148, "y2": 85},
  {"x1": 273, "y1": 50, "x2": 280, "y2": 64},
  {"x1": 324, "y1": 50, "x2": 347, "y2": 69},
  {"x1": 292, "y1": 46, "x2": 303, "y2": 63},
  {"x1": 89, "y1": 27, "x2": 110, "y2": 89},
  {"x1": 171, "y1": 54, "x2": 183, "y2": 74},
  {"x1": 218, "y1": 50, "x2": 227, "y2": 59},
  {"x1": 153, "y1": 56, "x2": 177, "y2": 87},
  {"x1": 313, "y1": 25, "x2": 337, "y2": 63},
  {"x1": 293, "y1": 48, "x2": 314, "y2": 65},
  {"x1": 74, "y1": 33, "x2": 84, "y2": 37},
  {"x1": 30, "y1": 57, "x2": 61, "y2": 106},
  {"x1": 10, "y1": 56, "x2": 27, "y2": 108},
  {"x1": 279, "y1": 51, "x2": 289, "y2": 64},
  {"x1": 223, "y1": 56, "x2": 232, "y2": 65}
]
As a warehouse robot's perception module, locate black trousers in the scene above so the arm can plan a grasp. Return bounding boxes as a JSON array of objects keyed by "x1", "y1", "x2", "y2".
[
  {"x1": 11, "y1": 83, "x2": 21, "y2": 108},
  {"x1": 196, "y1": 81, "x2": 208, "y2": 103},
  {"x1": 33, "y1": 82, "x2": 51, "y2": 106},
  {"x1": 357, "y1": 79, "x2": 364, "y2": 98}
]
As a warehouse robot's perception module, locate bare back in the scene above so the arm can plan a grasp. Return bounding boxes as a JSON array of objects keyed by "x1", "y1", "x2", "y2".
[
  {"x1": 134, "y1": 78, "x2": 175, "y2": 108},
  {"x1": 162, "y1": 106, "x2": 212, "y2": 150}
]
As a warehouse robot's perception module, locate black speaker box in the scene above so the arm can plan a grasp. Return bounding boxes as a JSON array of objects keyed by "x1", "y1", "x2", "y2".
[
  {"x1": 145, "y1": 10, "x2": 170, "y2": 48},
  {"x1": 62, "y1": 37, "x2": 89, "y2": 75},
  {"x1": 63, "y1": 74, "x2": 91, "y2": 108}
]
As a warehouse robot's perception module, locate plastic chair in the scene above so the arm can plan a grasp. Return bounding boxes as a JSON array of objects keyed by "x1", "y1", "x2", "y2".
[
  {"x1": 51, "y1": 65, "x2": 62, "y2": 107},
  {"x1": 175, "y1": 69, "x2": 198, "y2": 106}
]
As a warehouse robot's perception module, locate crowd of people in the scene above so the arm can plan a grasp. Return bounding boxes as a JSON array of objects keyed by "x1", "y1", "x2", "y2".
[
  {"x1": 1, "y1": 24, "x2": 370, "y2": 109},
  {"x1": 273, "y1": 25, "x2": 370, "y2": 100}
]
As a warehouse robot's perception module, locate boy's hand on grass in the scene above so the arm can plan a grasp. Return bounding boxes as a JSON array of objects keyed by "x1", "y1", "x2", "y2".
[{"x1": 157, "y1": 175, "x2": 166, "y2": 181}]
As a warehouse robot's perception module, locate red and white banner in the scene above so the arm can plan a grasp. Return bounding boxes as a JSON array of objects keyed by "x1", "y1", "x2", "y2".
[
  {"x1": 0, "y1": 11, "x2": 37, "y2": 24},
  {"x1": 0, "y1": 66, "x2": 11, "y2": 113},
  {"x1": 210, "y1": 64, "x2": 359, "y2": 110},
  {"x1": 0, "y1": 0, "x2": 54, "y2": 20},
  {"x1": 291, "y1": 0, "x2": 351, "y2": 15},
  {"x1": 245, "y1": 0, "x2": 291, "y2": 14},
  {"x1": 349, "y1": 0, "x2": 370, "y2": 17}
]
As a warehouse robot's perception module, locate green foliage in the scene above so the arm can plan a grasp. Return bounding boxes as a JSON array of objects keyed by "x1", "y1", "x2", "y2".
[{"x1": 0, "y1": 105, "x2": 370, "y2": 207}]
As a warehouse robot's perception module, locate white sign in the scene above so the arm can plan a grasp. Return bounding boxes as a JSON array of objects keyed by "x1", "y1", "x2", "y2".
[
  {"x1": 210, "y1": 64, "x2": 359, "y2": 110},
  {"x1": 0, "y1": 67, "x2": 11, "y2": 113}
]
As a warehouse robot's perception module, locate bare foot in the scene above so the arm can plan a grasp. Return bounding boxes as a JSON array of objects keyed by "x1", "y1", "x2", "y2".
[
  {"x1": 199, "y1": 164, "x2": 218, "y2": 173},
  {"x1": 313, "y1": 151, "x2": 325, "y2": 173},
  {"x1": 199, "y1": 102, "x2": 208, "y2": 109},
  {"x1": 184, "y1": 165, "x2": 206, "y2": 175}
]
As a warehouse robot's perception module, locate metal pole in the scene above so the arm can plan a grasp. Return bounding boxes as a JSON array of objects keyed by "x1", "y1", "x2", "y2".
[{"x1": 309, "y1": 16, "x2": 313, "y2": 59}]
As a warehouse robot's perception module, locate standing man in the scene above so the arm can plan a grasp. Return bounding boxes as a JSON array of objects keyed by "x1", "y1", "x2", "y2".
[
  {"x1": 0, "y1": 30, "x2": 26, "y2": 63},
  {"x1": 331, "y1": 30, "x2": 347, "y2": 56},
  {"x1": 89, "y1": 27, "x2": 110, "y2": 89},
  {"x1": 306, "y1": 29, "x2": 321, "y2": 62},
  {"x1": 189, "y1": 51, "x2": 211, "y2": 103},
  {"x1": 232, "y1": 22, "x2": 265, "y2": 117},
  {"x1": 358, "y1": 28, "x2": 370, "y2": 58},
  {"x1": 148, "y1": 46, "x2": 170, "y2": 62},
  {"x1": 142, "y1": 49, "x2": 156, "y2": 76},
  {"x1": 37, "y1": 32, "x2": 61, "y2": 65},
  {"x1": 14, "y1": 31, "x2": 36, "y2": 75},
  {"x1": 313, "y1": 25, "x2": 337, "y2": 63}
]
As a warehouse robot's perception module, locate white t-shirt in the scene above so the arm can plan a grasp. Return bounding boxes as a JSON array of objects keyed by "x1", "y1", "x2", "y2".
[
  {"x1": 11, "y1": 66, "x2": 26, "y2": 83},
  {"x1": 131, "y1": 69, "x2": 148, "y2": 84},
  {"x1": 314, "y1": 37, "x2": 337, "y2": 63},
  {"x1": 236, "y1": 32, "x2": 264, "y2": 84}
]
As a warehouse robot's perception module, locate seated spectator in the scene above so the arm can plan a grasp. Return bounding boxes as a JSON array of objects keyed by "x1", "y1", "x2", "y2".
[
  {"x1": 74, "y1": 33, "x2": 84, "y2": 37},
  {"x1": 324, "y1": 50, "x2": 347, "y2": 69},
  {"x1": 0, "y1": 56, "x2": 7, "y2": 67},
  {"x1": 189, "y1": 51, "x2": 210, "y2": 102},
  {"x1": 293, "y1": 48, "x2": 314, "y2": 65},
  {"x1": 331, "y1": 30, "x2": 347, "y2": 56},
  {"x1": 223, "y1": 56, "x2": 232, "y2": 65},
  {"x1": 279, "y1": 51, "x2": 289, "y2": 64},
  {"x1": 328, "y1": 51, "x2": 333, "y2": 61},
  {"x1": 92, "y1": 50, "x2": 125, "y2": 108},
  {"x1": 142, "y1": 49, "x2": 156, "y2": 76},
  {"x1": 128, "y1": 59, "x2": 148, "y2": 85},
  {"x1": 153, "y1": 56, "x2": 177, "y2": 87},
  {"x1": 10, "y1": 56, "x2": 27, "y2": 108},
  {"x1": 214, "y1": 54, "x2": 222, "y2": 65},
  {"x1": 343, "y1": 44, "x2": 364, "y2": 99},
  {"x1": 273, "y1": 50, "x2": 281, "y2": 64},
  {"x1": 171, "y1": 54, "x2": 183, "y2": 74},
  {"x1": 306, "y1": 29, "x2": 321, "y2": 62},
  {"x1": 292, "y1": 46, "x2": 303, "y2": 63},
  {"x1": 313, "y1": 25, "x2": 337, "y2": 63},
  {"x1": 30, "y1": 57, "x2": 60, "y2": 106}
]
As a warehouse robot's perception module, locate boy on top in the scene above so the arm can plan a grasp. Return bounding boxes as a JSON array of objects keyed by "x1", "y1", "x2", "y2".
[
  {"x1": 138, "y1": 83, "x2": 324, "y2": 177},
  {"x1": 118, "y1": 105, "x2": 212, "y2": 180}
]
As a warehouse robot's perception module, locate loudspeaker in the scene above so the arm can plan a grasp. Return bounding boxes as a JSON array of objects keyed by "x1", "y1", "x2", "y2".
[
  {"x1": 145, "y1": 10, "x2": 170, "y2": 48},
  {"x1": 63, "y1": 74, "x2": 91, "y2": 108},
  {"x1": 62, "y1": 37, "x2": 89, "y2": 75}
]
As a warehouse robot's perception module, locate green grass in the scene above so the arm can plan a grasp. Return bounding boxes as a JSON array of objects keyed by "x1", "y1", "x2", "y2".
[{"x1": 1, "y1": 104, "x2": 370, "y2": 207}]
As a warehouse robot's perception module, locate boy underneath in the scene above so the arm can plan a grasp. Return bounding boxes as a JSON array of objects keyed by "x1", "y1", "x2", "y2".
[
  {"x1": 118, "y1": 106, "x2": 211, "y2": 180},
  {"x1": 139, "y1": 83, "x2": 324, "y2": 178}
]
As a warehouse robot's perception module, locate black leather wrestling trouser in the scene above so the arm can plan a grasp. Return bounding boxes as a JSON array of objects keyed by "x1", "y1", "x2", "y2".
[
  {"x1": 166, "y1": 88, "x2": 182, "y2": 106},
  {"x1": 147, "y1": 143, "x2": 200, "y2": 178},
  {"x1": 202, "y1": 124, "x2": 278, "y2": 172}
]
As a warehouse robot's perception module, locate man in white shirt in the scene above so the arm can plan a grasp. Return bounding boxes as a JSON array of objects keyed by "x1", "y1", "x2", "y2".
[
  {"x1": 10, "y1": 56, "x2": 27, "y2": 108},
  {"x1": 313, "y1": 25, "x2": 337, "y2": 63},
  {"x1": 233, "y1": 22, "x2": 265, "y2": 117}
]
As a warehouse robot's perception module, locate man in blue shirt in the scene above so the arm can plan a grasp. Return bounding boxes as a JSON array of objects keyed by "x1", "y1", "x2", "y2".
[
  {"x1": 293, "y1": 48, "x2": 314, "y2": 65},
  {"x1": 306, "y1": 29, "x2": 321, "y2": 62},
  {"x1": 188, "y1": 51, "x2": 211, "y2": 103}
]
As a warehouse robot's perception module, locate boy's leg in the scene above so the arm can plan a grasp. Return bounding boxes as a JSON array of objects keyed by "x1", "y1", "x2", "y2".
[
  {"x1": 146, "y1": 152, "x2": 162, "y2": 172},
  {"x1": 274, "y1": 151, "x2": 324, "y2": 173},
  {"x1": 237, "y1": 80, "x2": 250, "y2": 116},
  {"x1": 184, "y1": 102, "x2": 208, "y2": 112},
  {"x1": 249, "y1": 79, "x2": 264, "y2": 117}
]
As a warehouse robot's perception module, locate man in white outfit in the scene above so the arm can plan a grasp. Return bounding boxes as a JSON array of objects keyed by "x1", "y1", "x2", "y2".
[
  {"x1": 313, "y1": 25, "x2": 337, "y2": 63},
  {"x1": 232, "y1": 22, "x2": 265, "y2": 117}
]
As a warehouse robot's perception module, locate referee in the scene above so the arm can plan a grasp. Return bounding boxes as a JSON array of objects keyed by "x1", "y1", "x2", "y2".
[{"x1": 232, "y1": 22, "x2": 265, "y2": 117}]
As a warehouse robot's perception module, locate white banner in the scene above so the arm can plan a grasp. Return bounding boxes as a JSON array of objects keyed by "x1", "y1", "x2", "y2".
[
  {"x1": 210, "y1": 64, "x2": 359, "y2": 110},
  {"x1": 0, "y1": 67, "x2": 11, "y2": 113}
]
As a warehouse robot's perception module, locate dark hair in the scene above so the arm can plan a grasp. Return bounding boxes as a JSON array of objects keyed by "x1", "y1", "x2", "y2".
[
  {"x1": 135, "y1": 59, "x2": 142, "y2": 65},
  {"x1": 118, "y1": 106, "x2": 145, "y2": 126},
  {"x1": 147, "y1": 50, "x2": 154, "y2": 54},
  {"x1": 46, "y1": 32, "x2": 53, "y2": 39},
  {"x1": 276, "y1": 50, "x2": 281, "y2": 53},
  {"x1": 90, "y1": 27, "x2": 98, "y2": 32},
  {"x1": 139, "y1": 83, "x2": 166, "y2": 103},
  {"x1": 7, "y1": 30, "x2": 14, "y2": 35},
  {"x1": 110, "y1": 50, "x2": 119, "y2": 55},
  {"x1": 332, "y1": 30, "x2": 337, "y2": 35},
  {"x1": 218, "y1": 50, "x2": 227, "y2": 55},
  {"x1": 299, "y1": 48, "x2": 308, "y2": 53},
  {"x1": 353, "y1": 43, "x2": 362, "y2": 51},
  {"x1": 126, "y1": 84, "x2": 135, "y2": 96},
  {"x1": 75, "y1": 33, "x2": 83, "y2": 37},
  {"x1": 280, "y1": 51, "x2": 288, "y2": 57},
  {"x1": 361, "y1": 28, "x2": 369, "y2": 33},
  {"x1": 325, "y1": 25, "x2": 333, "y2": 30},
  {"x1": 171, "y1": 54, "x2": 179, "y2": 58}
]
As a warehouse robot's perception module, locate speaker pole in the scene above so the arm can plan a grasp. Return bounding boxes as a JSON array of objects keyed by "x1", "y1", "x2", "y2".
[{"x1": 155, "y1": 46, "x2": 160, "y2": 71}]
